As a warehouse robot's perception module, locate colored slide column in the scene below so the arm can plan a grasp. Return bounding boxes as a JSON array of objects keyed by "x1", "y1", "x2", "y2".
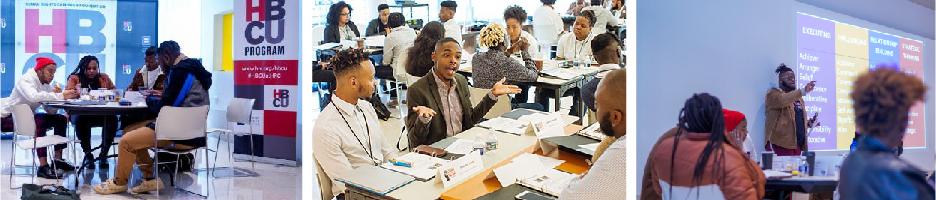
[
  {"x1": 900, "y1": 38, "x2": 925, "y2": 148},
  {"x1": 796, "y1": 13, "x2": 837, "y2": 150},
  {"x1": 833, "y1": 23, "x2": 868, "y2": 149}
]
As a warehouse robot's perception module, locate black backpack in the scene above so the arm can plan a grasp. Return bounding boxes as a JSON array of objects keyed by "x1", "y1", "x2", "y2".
[{"x1": 156, "y1": 152, "x2": 195, "y2": 173}]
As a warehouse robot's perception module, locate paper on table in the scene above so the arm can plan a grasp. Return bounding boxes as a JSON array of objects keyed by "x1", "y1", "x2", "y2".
[
  {"x1": 577, "y1": 123, "x2": 608, "y2": 141},
  {"x1": 519, "y1": 168, "x2": 576, "y2": 196},
  {"x1": 381, "y1": 152, "x2": 448, "y2": 181},
  {"x1": 123, "y1": 91, "x2": 146, "y2": 103},
  {"x1": 478, "y1": 117, "x2": 528, "y2": 135},
  {"x1": 540, "y1": 67, "x2": 578, "y2": 80},
  {"x1": 763, "y1": 170, "x2": 793, "y2": 179},
  {"x1": 493, "y1": 153, "x2": 551, "y2": 187},
  {"x1": 514, "y1": 153, "x2": 565, "y2": 169},
  {"x1": 444, "y1": 139, "x2": 478, "y2": 155},
  {"x1": 578, "y1": 143, "x2": 600, "y2": 155}
]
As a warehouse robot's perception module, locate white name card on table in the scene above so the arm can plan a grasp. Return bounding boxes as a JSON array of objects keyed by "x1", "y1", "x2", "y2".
[
  {"x1": 519, "y1": 112, "x2": 567, "y2": 139},
  {"x1": 438, "y1": 151, "x2": 484, "y2": 188}
]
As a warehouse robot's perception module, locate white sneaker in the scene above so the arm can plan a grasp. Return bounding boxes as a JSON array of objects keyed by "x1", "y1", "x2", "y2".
[
  {"x1": 93, "y1": 179, "x2": 128, "y2": 194},
  {"x1": 131, "y1": 178, "x2": 163, "y2": 193}
]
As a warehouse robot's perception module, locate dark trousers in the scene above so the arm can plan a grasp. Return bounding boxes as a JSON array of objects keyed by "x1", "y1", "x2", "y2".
[
  {"x1": 1, "y1": 113, "x2": 68, "y2": 157},
  {"x1": 73, "y1": 115, "x2": 119, "y2": 158}
]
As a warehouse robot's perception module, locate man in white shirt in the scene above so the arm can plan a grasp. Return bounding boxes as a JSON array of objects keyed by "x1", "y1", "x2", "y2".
[
  {"x1": 581, "y1": 33, "x2": 622, "y2": 112},
  {"x1": 582, "y1": 0, "x2": 620, "y2": 35},
  {"x1": 439, "y1": 1, "x2": 462, "y2": 44},
  {"x1": 556, "y1": 10, "x2": 596, "y2": 61},
  {"x1": 533, "y1": 0, "x2": 565, "y2": 56},
  {"x1": 313, "y1": 49, "x2": 397, "y2": 199},
  {"x1": 0, "y1": 57, "x2": 78, "y2": 179},
  {"x1": 559, "y1": 69, "x2": 626, "y2": 199},
  {"x1": 382, "y1": 12, "x2": 418, "y2": 85}
]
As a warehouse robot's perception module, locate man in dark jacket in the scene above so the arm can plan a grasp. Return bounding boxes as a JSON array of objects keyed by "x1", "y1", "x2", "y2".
[
  {"x1": 405, "y1": 38, "x2": 521, "y2": 149},
  {"x1": 94, "y1": 40, "x2": 211, "y2": 195},
  {"x1": 839, "y1": 68, "x2": 933, "y2": 200},
  {"x1": 365, "y1": 4, "x2": 390, "y2": 36}
]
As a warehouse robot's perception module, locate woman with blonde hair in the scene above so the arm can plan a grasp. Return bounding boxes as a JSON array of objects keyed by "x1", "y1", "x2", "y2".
[{"x1": 471, "y1": 23, "x2": 543, "y2": 110}]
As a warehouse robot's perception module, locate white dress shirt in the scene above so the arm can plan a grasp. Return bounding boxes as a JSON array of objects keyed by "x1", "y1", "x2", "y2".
[
  {"x1": 382, "y1": 26, "x2": 419, "y2": 85},
  {"x1": 443, "y1": 19, "x2": 463, "y2": 44},
  {"x1": 312, "y1": 95, "x2": 397, "y2": 197},
  {"x1": 559, "y1": 136, "x2": 626, "y2": 200},
  {"x1": 556, "y1": 32, "x2": 594, "y2": 61},
  {"x1": 582, "y1": 6, "x2": 620, "y2": 35},
  {"x1": 0, "y1": 69, "x2": 64, "y2": 118},
  {"x1": 533, "y1": 5, "x2": 565, "y2": 45}
]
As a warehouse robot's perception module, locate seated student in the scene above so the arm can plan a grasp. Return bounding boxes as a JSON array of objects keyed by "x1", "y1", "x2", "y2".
[
  {"x1": 439, "y1": 1, "x2": 462, "y2": 44},
  {"x1": 559, "y1": 70, "x2": 626, "y2": 199},
  {"x1": 504, "y1": 6, "x2": 541, "y2": 59},
  {"x1": 324, "y1": 1, "x2": 360, "y2": 43},
  {"x1": 581, "y1": 32, "x2": 623, "y2": 113},
  {"x1": 611, "y1": 0, "x2": 625, "y2": 19},
  {"x1": 404, "y1": 21, "x2": 445, "y2": 78},
  {"x1": 645, "y1": 93, "x2": 764, "y2": 200},
  {"x1": 365, "y1": 4, "x2": 390, "y2": 37},
  {"x1": 0, "y1": 57, "x2": 77, "y2": 179},
  {"x1": 94, "y1": 41, "x2": 212, "y2": 194},
  {"x1": 839, "y1": 68, "x2": 934, "y2": 199},
  {"x1": 581, "y1": 0, "x2": 620, "y2": 34},
  {"x1": 405, "y1": 38, "x2": 521, "y2": 149},
  {"x1": 556, "y1": 10, "x2": 596, "y2": 61},
  {"x1": 123, "y1": 46, "x2": 167, "y2": 132},
  {"x1": 313, "y1": 49, "x2": 398, "y2": 199},
  {"x1": 382, "y1": 12, "x2": 419, "y2": 85},
  {"x1": 64, "y1": 55, "x2": 119, "y2": 168},
  {"x1": 127, "y1": 46, "x2": 166, "y2": 92},
  {"x1": 472, "y1": 23, "x2": 543, "y2": 111}
]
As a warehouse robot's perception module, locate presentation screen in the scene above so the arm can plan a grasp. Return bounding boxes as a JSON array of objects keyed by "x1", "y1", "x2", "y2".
[{"x1": 796, "y1": 12, "x2": 926, "y2": 151}]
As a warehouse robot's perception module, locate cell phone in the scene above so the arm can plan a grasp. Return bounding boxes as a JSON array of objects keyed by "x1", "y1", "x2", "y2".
[{"x1": 515, "y1": 191, "x2": 554, "y2": 200}]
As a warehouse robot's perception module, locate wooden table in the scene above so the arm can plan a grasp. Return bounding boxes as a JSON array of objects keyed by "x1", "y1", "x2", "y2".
[{"x1": 384, "y1": 112, "x2": 589, "y2": 200}]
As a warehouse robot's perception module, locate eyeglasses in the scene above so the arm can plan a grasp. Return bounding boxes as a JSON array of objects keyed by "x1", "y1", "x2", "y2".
[{"x1": 340, "y1": 12, "x2": 351, "y2": 17}]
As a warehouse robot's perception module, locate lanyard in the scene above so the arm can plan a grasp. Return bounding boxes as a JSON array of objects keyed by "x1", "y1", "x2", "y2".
[{"x1": 331, "y1": 102, "x2": 378, "y2": 166}]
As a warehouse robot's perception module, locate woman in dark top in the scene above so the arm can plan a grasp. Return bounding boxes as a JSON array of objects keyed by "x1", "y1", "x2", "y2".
[
  {"x1": 404, "y1": 21, "x2": 445, "y2": 77},
  {"x1": 323, "y1": 1, "x2": 360, "y2": 43},
  {"x1": 65, "y1": 55, "x2": 119, "y2": 167}
]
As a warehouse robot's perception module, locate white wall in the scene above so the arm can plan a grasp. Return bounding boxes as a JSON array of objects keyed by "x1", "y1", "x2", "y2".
[{"x1": 635, "y1": 0, "x2": 935, "y2": 195}]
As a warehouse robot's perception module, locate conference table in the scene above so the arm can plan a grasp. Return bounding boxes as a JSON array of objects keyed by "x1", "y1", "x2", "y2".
[
  {"x1": 42, "y1": 100, "x2": 149, "y2": 185},
  {"x1": 347, "y1": 109, "x2": 591, "y2": 200},
  {"x1": 457, "y1": 60, "x2": 604, "y2": 119},
  {"x1": 765, "y1": 175, "x2": 838, "y2": 199}
]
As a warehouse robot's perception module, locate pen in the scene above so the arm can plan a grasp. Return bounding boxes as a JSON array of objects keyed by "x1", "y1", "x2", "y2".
[{"x1": 391, "y1": 160, "x2": 412, "y2": 168}]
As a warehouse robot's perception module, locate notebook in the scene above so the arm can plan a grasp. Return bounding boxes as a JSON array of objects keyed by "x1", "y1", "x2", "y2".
[
  {"x1": 336, "y1": 165, "x2": 415, "y2": 195},
  {"x1": 380, "y1": 152, "x2": 448, "y2": 181}
]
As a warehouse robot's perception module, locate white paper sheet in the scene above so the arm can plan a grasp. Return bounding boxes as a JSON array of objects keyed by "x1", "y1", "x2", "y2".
[{"x1": 444, "y1": 139, "x2": 478, "y2": 155}]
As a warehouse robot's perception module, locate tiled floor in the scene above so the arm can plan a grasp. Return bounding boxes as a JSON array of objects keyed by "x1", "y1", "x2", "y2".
[{"x1": 0, "y1": 132, "x2": 301, "y2": 200}]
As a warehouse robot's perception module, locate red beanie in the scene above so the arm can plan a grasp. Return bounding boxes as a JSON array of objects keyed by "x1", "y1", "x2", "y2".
[
  {"x1": 722, "y1": 109, "x2": 746, "y2": 132},
  {"x1": 34, "y1": 57, "x2": 56, "y2": 71}
]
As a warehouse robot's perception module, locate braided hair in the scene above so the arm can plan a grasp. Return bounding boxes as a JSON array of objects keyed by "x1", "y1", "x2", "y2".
[
  {"x1": 669, "y1": 93, "x2": 727, "y2": 199},
  {"x1": 70, "y1": 55, "x2": 102, "y2": 89}
]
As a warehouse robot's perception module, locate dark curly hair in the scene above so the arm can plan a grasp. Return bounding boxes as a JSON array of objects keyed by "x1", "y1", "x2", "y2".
[
  {"x1": 540, "y1": 0, "x2": 556, "y2": 5},
  {"x1": 326, "y1": 1, "x2": 352, "y2": 26},
  {"x1": 590, "y1": 32, "x2": 619, "y2": 54},
  {"x1": 775, "y1": 63, "x2": 792, "y2": 74},
  {"x1": 851, "y1": 67, "x2": 927, "y2": 138},
  {"x1": 331, "y1": 48, "x2": 371, "y2": 78},
  {"x1": 388, "y1": 12, "x2": 406, "y2": 28},
  {"x1": 578, "y1": 10, "x2": 596, "y2": 27},
  {"x1": 503, "y1": 6, "x2": 527, "y2": 24},
  {"x1": 405, "y1": 21, "x2": 445, "y2": 77}
]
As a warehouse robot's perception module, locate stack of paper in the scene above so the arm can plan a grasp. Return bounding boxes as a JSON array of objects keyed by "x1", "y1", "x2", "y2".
[
  {"x1": 540, "y1": 67, "x2": 578, "y2": 80},
  {"x1": 493, "y1": 153, "x2": 568, "y2": 189},
  {"x1": 478, "y1": 117, "x2": 528, "y2": 135},
  {"x1": 444, "y1": 139, "x2": 480, "y2": 155},
  {"x1": 381, "y1": 152, "x2": 448, "y2": 181},
  {"x1": 519, "y1": 168, "x2": 576, "y2": 196},
  {"x1": 577, "y1": 123, "x2": 608, "y2": 141}
]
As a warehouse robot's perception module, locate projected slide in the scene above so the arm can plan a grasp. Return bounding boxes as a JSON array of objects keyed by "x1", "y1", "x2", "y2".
[{"x1": 797, "y1": 12, "x2": 926, "y2": 150}]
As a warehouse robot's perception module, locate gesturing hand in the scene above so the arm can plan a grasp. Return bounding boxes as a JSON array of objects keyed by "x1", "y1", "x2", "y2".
[
  {"x1": 804, "y1": 81, "x2": 816, "y2": 93},
  {"x1": 491, "y1": 78, "x2": 522, "y2": 97},
  {"x1": 412, "y1": 106, "x2": 436, "y2": 120}
]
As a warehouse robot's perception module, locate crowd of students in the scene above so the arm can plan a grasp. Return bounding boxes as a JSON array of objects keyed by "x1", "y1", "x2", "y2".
[{"x1": 0, "y1": 41, "x2": 213, "y2": 195}]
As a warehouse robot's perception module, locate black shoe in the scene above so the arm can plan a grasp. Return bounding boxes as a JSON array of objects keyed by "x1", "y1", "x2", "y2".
[
  {"x1": 52, "y1": 159, "x2": 75, "y2": 171},
  {"x1": 37, "y1": 165, "x2": 62, "y2": 179},
  {"x1": 82, "y1": 154, "x2": 95, "y2": 168}
]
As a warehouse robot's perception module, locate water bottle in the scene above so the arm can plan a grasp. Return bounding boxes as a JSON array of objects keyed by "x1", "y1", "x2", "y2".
[{"x1": 798, "y1": 156, "x2": 810, "y2": 177}]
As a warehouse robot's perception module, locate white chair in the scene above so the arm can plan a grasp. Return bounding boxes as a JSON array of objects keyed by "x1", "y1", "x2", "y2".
[
  {"x1": 204, "y1": 98, "x2": 258, "y2": 177},
  {"x1": 151, "y1": 105, "x2": 210, "y2": 198},
  {"x1": 658, "y1": 179, "x2": 725, "y2": 200},
  {"x1": 469, "y1": 87, "x2": 512, "y2": 119},
  {"x1": 314, "y1": 159, "x2": 334, "y2": 200},
  {"x1": 7, "y1": 104, "x2": 71, "y2": 189}
]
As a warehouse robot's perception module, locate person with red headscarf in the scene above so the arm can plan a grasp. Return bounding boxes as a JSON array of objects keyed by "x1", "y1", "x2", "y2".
[{"x1": 0, "y1": 57, "x2": 79, "y2": 179}]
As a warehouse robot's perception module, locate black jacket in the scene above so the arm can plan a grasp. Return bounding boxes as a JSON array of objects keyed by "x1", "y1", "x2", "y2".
[
  {"x1": 323, "y1": 22, "x2": 360, "y2": 44},
  {"x1": 365, "y1": 18, "x2": 387, "y2": 36},
  {"x1": 839, "y1": 136, "x2": 935, "y2": 200}
]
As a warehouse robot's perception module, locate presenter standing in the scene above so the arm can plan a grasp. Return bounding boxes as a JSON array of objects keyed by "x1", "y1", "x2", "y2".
[{"x1": 765, "y1": 63, "x2": 819, "y2": 156}]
